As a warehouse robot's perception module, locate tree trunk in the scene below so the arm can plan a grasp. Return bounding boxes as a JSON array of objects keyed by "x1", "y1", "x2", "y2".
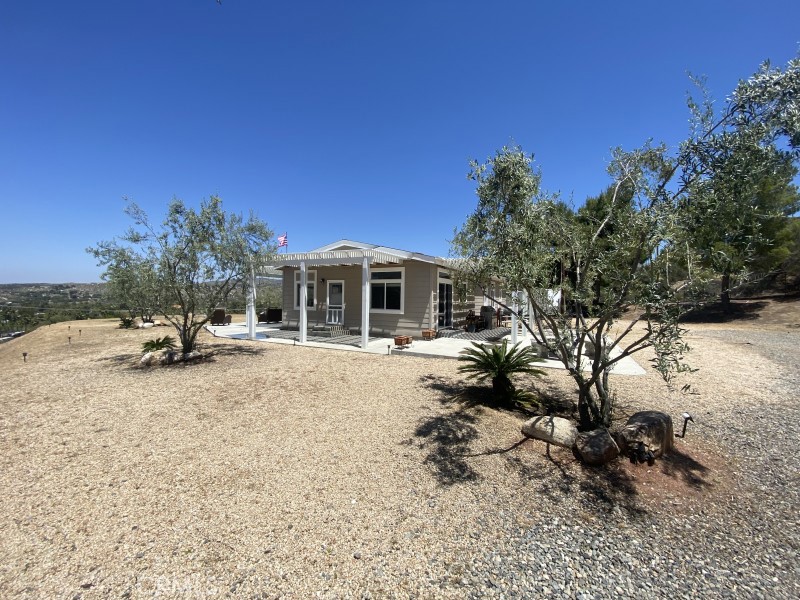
[
  {"x1": 577, "y1": 375, "x2": 613, "y2": 431},
  {"x1": 720, "y1": 272, "x2": 732, "y2": 313},
  {"x1": 179, "y1": 326, "x2": 194, "y2": 355},
  {"x1": 577, "y1": 385, "x2": 596, "y2": 430}
]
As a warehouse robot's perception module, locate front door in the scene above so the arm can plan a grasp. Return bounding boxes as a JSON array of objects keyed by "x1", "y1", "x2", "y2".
[{"x1": 327, "y1": 280, "x2": 345, "y2": 325}]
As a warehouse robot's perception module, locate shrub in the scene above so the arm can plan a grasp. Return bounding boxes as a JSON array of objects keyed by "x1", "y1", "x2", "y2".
[
  {"x1": 119, "y1": 317, "x2": 135, "y2": 329},
  {"x1": 458, "y1": 340, "x2": 545, "y2": 409},
  {"x1": 142, "y1": 335, "x2": 177, "y2": 353}
]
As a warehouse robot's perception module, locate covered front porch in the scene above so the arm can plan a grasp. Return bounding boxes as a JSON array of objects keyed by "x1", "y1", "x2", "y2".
[{"x1": 255, "y1": 247, "x2": 443, "y2": 349}]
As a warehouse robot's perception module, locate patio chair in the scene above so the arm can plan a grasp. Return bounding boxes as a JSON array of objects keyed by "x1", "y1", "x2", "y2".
[{"x1": 210, "y1": 308, "x2": 228, "y2": 326}]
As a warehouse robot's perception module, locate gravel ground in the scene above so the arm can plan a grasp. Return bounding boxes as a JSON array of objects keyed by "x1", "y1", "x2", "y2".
[{"x1": 0, "y1": 318, "x2": 798, "y2": 599}]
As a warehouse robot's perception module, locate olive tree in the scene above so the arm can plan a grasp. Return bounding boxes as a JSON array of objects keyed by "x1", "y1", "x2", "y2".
[
  {"x1": 452, "y1": 56, "x2": 799, "y2": 430},
  {"x1": 99, "y1": 248, "x2": 159, "y2": 323},
  {"x1": 88, "y1": 196, "x2": 276, "y2": 354},
  {"x1": 680, "y1": 72, "x2": 800, "y2": 309}
]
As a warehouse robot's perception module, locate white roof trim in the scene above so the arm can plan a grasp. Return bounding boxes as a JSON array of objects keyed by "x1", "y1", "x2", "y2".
[
  {"x1": 261, "y1": 249, "x2": 404, "y2": 269},
  {"x1": 260, "y1": 240, "x2": 454, "y2": 272},
  {"x1": 311, "y1": 239, "x2": 378, "y2": 252}
]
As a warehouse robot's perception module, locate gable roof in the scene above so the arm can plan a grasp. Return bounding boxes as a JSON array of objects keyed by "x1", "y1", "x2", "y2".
[{"x1": 261, "y1": 239, "x2": 448, "y2": 270}]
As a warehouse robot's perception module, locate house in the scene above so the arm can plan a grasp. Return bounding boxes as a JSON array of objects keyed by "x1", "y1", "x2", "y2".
[{"x1": 262, "y1": 240, "x2": 497, "y2": 348}]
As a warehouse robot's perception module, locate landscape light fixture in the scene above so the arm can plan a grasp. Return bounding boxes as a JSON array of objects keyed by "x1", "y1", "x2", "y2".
[
  {"x1": 387, "y1": 344, "x2": 391, "y2": 355},
  {"x1": 22, "y1": 352, "x2": 27, "y2": 363},
  {"x1": 677, "y1": 412, "x2": 694, "y2": 438}
]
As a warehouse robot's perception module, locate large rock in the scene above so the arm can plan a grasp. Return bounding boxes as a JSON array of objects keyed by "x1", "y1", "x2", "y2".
[
  {"x1": 617, "y1": 411, "x2": 674, "y2": 459},
  {"x1": 575, "y1": 428, "x2": 619, "y2": 465},
  {"x1": 521, "y1": 415, "x2": 578, "y2": 449},
  {"x1": 140, "y1": 352, "x2": 155, "y2": 367}
]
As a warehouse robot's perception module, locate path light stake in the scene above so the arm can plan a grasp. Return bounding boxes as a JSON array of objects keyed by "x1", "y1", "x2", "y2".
[
  {"x1": 22, "y1": 352, "x2": 28, "y2": 363},
  {"x1": 677, "y1": 412, "x2": 694, "y2": 438},
  {"x1": 79, "y1": 329, "x2": 82, "y2": 337},
  {"x1": 68, "y1": 336, "x2": 71, "y2": 346},
  {"x1": 387, "y1": 344, "x2": 391, "y2": 355}
]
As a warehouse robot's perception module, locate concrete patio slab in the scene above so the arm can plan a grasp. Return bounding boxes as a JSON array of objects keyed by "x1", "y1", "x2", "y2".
[{"x1": 205, "y1": 322, "x2": 647, "y2": 375}]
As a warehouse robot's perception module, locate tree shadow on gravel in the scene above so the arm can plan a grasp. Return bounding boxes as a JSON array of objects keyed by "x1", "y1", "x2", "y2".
[
  {"x1": 653, "y1": 447, "x2": 711, "y2": 489},
  {"x1": 412, "y1": 374, "x2": 519, "y2": 485},
  {"x1": 95, "y1": 352, "x2": 145, "y2": 372},
  {"x1": 419, "y1": 373, "x2": 570, "y2": 415},
  {"x1": 95, "y1": 343, "x2": 266, "y2": 372},
  {"x1": 412, "y1": 410, "x2": 481, "y2": 485},
  {"x1": 418, "y1": 374, "x2": 514, "y2": 413},
  {"x1": 98, "y1": 352, "x2": 140, "y2": 365},
  {"x1": 202, "y1": 343, "x2": 267, "y2": 359},
  {"x1": 679, "y1": 300, "x2": 766, "y2": 323},
  {"x1": 503, "y1": 447, "x2": 643, "y2": 515},
  {"x1": 417, "y1": 374, "x2": 646, "y2": 513}
]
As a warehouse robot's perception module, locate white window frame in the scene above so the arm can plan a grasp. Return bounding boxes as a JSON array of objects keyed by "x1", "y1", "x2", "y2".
[
  {"x1": 369, "y1": 266, "x2": 405, "y2": 314},
  {"x1": 293, "y1": 269, "x2": 317, "y2": 310}
]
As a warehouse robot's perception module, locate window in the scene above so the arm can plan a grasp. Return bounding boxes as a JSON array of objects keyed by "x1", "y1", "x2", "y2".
[
  {"x1": 370, "y1": 268, "x2": 404, "y2": 313},
  {"x1": 293, "y1": 270, "x2": 316, "y2": 309}
]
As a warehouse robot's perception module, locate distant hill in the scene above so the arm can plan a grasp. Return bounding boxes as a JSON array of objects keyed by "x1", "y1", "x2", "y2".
[{"x1": 0, "y1": 282, "x2": 115, "y2": 335}]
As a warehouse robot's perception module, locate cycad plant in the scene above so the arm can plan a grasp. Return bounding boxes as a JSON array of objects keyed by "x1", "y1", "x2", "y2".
[
  {"x1": 141, "y1": 335, "x2": 177, "y2": 353},
  {"x1": 458, "y1": 340, "x2": 545, "y2": 409}
]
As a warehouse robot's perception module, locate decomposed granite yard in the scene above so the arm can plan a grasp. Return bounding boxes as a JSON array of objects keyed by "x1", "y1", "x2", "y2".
[{"x1": 1, "y1": 303, "x2": 798, "y2": 599}]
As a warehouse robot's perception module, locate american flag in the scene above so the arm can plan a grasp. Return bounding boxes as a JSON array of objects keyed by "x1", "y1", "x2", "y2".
[{"x1": 278, "y1": 233, "x2": 288, "y2": 247}]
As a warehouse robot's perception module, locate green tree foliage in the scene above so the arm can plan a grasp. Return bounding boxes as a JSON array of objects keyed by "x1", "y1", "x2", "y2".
[
  {"x1": 777, "y1": 217, "x2": 800, "y2": 285},
  {"x1": 101, "y1": 248, "x2": 159, "y2": 322},
  {"x1": 88, "y1": 196, "x2": 276, "y2": 354},
  {"x1": 457, "y1": 340, "x2": 544, "y2": 409},
  {"x1": 452, "y1": 56, "x2": 799, "y2": 430},
  {"x1": 680, "y1": 77, "x2": 800, "y2": 308},
  {"x1": 747, "y1": 169, "x2": 800, "y2": 274}
]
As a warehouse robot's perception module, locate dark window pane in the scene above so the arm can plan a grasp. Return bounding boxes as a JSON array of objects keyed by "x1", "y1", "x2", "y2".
[
  {"x1": 371, "y1": 283, "x2": 385, "y2": 309},
  {"x1": 371, "y1": 271, "x2": 402, "y2": 280},
  {"x1": 306, "y1": 283, "x2": 314, "y2": 307},
  {"x1": 386, "y1": 283, "x2": 401, "y2": 310}
]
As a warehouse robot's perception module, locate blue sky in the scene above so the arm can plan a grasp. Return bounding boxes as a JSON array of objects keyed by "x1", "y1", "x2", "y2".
[{"x1": 2, "y1": 1, "x2": 798, "y2": 283}]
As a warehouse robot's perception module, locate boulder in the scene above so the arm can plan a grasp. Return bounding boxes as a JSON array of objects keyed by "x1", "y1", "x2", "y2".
[
  {"x1": 140, "y1": 352, "x2": 155, "y2": 367},
  {"x1": 521, "y1": 415, "x2": 578, "y2": 449},
  {"x1": 575, "y1": 428, "x2": 619, "y2": 465},
  {"x1": 617, "y1": 411, "x2": 674, "y2": 459}
]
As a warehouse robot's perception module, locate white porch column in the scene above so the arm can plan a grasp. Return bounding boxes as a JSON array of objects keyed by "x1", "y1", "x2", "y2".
[
  {"x1": 299, "y1": 261, "x2": 308, "y2": 343},
  {"x1": 361, "y1": 257, "x2": 370, "y2": 349},
  {"x1": 511, "y1": 291, "x2": 519, "y2": 345},
  {"x1": 246, "y1": 266, "x2": 257, "y2": 340}
]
